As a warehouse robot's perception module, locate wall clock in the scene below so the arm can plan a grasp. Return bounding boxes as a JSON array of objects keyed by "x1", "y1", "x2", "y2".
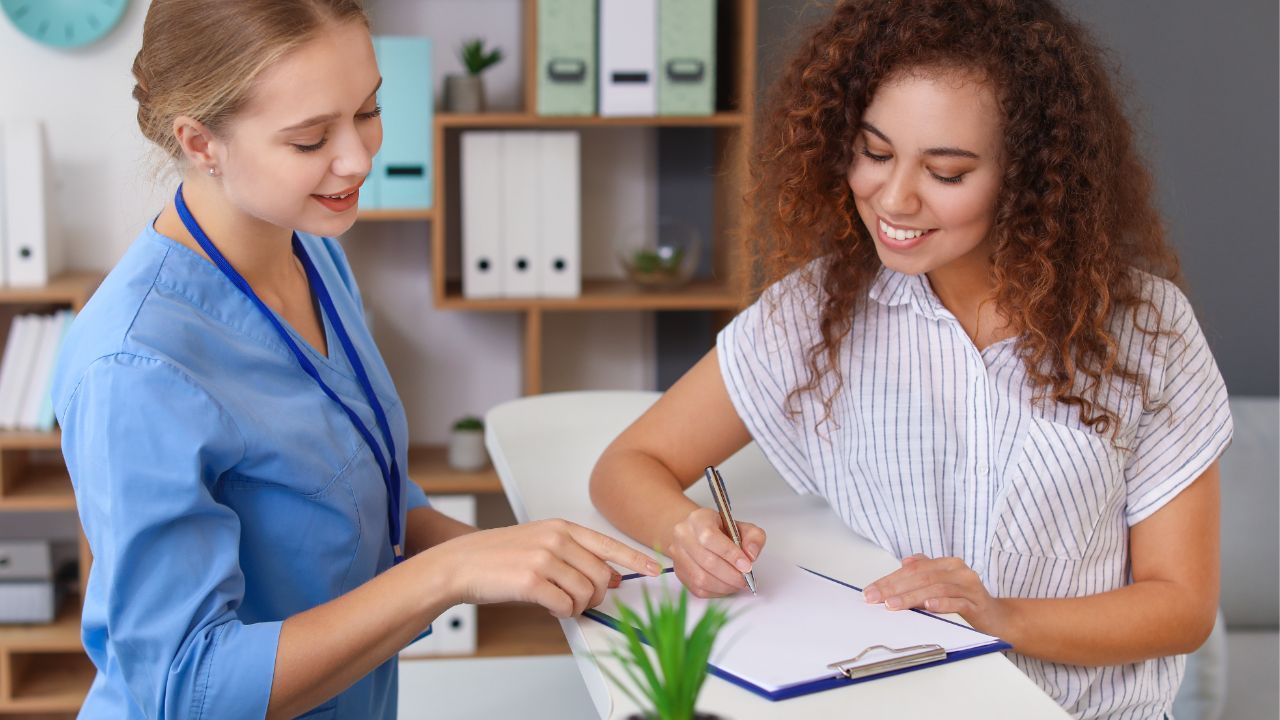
[{"x1": 1, "y1": 0, "x2": 129, "y2": 49}]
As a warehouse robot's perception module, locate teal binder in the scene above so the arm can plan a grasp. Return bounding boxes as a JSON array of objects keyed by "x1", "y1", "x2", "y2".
[
  {"x1": 658, "y1": 0, "x2": 716, "y2": 116},
  {"x1": 370, "y1": 36, "x2": 432, "y2": 209},
  {"x1": 537, "y1": 0, "x2": 597, "y2": 116}
]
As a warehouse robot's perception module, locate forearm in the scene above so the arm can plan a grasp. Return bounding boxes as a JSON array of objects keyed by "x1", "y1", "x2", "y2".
[
  {"x1": 266, "y1": 549, "x2": 455, "y2": 719},
  {"x1": 998, "y1": 579, "x2": 1216, "y2": 666},
  {"x1": 590, "y1": 447, "x2": 700, "y2": 555},
  {"x1": 405, "y1": 506, "x2": 477, "y2": 556}
]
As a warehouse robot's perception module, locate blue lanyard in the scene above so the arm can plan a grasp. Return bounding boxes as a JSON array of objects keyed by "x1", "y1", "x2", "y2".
[{"x1": 174, "y1": 184, "x2": 405, "y2": 563}]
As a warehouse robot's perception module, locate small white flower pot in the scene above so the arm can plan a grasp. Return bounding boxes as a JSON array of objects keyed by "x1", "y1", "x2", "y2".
[
  {"x1": 444, "y1": 74, "x2": 486, "y2": 114},
  {"x1": 448, "y1": 430, "x2": 488, "y2": 471}
]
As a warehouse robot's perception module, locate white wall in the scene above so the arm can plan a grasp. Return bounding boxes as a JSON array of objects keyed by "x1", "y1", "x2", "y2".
[{"x1": 0, "y1": 0, "x2": 656, "y2": 447}]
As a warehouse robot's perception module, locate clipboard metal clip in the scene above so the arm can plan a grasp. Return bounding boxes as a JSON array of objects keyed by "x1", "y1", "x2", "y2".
[{"x1": 827, "y1": 643, "x2": 947, "y2": 680}]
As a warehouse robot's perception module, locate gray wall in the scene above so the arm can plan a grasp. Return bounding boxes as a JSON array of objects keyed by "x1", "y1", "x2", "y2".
[{"x1": 753, "y1": 0, "x2": 1279, "y2": 395}]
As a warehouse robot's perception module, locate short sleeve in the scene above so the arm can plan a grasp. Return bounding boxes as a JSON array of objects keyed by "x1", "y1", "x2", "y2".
[
  {"x1": 58, "y1": 353, "x2": 281, "y2": 719},
  {"x1": 1124, "y1": 283, "x2": 1234, "y2": 525},
  {"x1": 717, "y1": 266, "x2": 823, "y2": 495},
  {"x1": 404, "y1": 475, "x2": 430, "y2": 511}
]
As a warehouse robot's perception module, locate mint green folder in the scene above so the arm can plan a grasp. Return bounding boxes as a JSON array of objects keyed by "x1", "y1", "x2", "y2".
[
  {"x1": 658, "y1": 0, "x2": 716, "y2": 116},
  {"x1": 537, "y1": 0, "x2": 597, "y2": 116}
]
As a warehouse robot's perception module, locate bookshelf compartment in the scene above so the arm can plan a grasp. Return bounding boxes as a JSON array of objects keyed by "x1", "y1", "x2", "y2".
[{"x1": 5, "y1": 652, "x2": 93, "y2": 713}]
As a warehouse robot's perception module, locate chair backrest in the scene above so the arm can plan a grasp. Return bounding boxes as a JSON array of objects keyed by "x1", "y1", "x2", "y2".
[
  {"x1": 1219, "y1": 396, "x2": 1279, "y2": 629},
  {"x1": 485, "y1": 391, "x2": 788, "y2": 551}
]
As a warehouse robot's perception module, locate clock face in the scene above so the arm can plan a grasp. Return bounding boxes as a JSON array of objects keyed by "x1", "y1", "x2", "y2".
[{"x1": 2, "y1": 0, "x2": 129, "y2": 49}]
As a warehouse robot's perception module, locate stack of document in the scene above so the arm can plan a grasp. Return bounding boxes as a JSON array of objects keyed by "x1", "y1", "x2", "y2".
[
  {"x1": 0, "y1": 119, "x2": 64, "y2": 287},
  {"x1": 0, "y1": 311, "x2": 74, "y2": 432},
  {"x1": 461, "y1": 131, "x2": 581, "y2": 299},
  {"x1": 588, "y1": 553, "x2": 1009, "y2": 701}
]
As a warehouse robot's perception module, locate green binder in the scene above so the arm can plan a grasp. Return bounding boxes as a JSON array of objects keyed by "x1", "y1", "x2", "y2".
[
  {"x1": 537, "y1": 0, "x2": 597, "y2": 116},
  {"x1": 658, "y1": 0, "x2": 716, "y2": 116}
]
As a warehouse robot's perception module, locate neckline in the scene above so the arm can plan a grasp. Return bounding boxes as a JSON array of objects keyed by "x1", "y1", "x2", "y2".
[{"x1": 145, "y1": 220, "x2": 346, "y2": 373}]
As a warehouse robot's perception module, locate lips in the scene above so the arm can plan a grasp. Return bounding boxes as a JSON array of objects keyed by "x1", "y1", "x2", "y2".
[
  {"x1": 875, "y1": 216, "x2": 935, "y2": 251},
  {"x1": 311, "y1": 183, "x2": 361, "y2": 213}
]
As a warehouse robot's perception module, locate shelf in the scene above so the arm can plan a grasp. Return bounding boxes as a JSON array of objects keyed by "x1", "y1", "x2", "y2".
[
  {"x1": 0, "y1": 431, "x2": 60, "y2": 451},
  {"x1": 4, "y1": 651, "x2": 93, "y2": 714},
  {"x1": 408, "y1": 445, "x2": 502, "y2": 495},
  {"x1": 0, "y1": 596, "x2": 81, "y2": 654},
  {"x1": 435, "y1": 112, "x2": 747, "y2": 129},
  {"x1": 438, "y1": 279, "x2": 743, "y2": 312},
  {"x1": 357, "y1": 208, "x2": 435, "y2": 222},
  {"x1": 0, "y1": 273, "x2": 101, "y2": 309},
  {"x1": 0, "y1": 463, "x2": 73, "y2": 511}
]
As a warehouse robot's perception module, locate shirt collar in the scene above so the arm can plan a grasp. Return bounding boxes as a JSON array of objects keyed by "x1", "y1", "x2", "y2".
[{"x1": 868, "y1": 266, "x2": 950, "y2": 320}]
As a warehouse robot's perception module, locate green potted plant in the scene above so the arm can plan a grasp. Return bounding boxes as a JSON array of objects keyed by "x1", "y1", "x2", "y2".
[
  {"x1": 601, "y1": 585, "x2": 731, "y2": 720},
  {"x1": 447, "y1": 415, "x2": 487, "y2": 471},
  {"x1": 445, "y1": 38, "x2": 503, "y2": 113}
]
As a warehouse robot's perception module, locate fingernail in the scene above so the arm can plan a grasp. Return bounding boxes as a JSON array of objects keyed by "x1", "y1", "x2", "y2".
[
  {"x1": 925, "y1": 598, "x2": 935, "y2": 610},
  {"x1": 745, "y1": 544, "x2": 760, "y2": 559},
  {"x1": 864, "y1": 587, "x2": 880, "y2": 603},
  {"x1": 735, "y1": 558, "x2": 752, "y2": 572},
  {"x1": 886, "y1": 597, "x2": 901, "y2": 610},
  {"x1": 647, "y1": 561, "x2": 661, "y2": 575},
  {"x1": 608, "y1": 573, "x2": 621, "y2": 588}
]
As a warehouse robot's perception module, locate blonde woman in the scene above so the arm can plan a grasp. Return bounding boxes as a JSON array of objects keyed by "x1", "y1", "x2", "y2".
[{"x1": 52, "y1": 2, "x2": 658, "y2": 718}]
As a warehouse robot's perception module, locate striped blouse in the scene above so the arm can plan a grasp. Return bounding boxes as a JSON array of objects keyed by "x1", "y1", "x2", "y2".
[{"x1": 717, "y1": 263, "x2": 1233, "y2": 720}]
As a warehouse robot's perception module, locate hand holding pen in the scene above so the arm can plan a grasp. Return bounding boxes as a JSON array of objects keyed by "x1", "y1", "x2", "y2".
[{"x1": 665, "y1": 465, "x2": 767, "y2": 598}]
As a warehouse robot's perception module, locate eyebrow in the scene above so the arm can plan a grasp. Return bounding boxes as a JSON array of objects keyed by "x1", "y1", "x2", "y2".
[
  {"x1": 277, "y1": 77, "x2": 384, "y2": 133},
  {"x1": 861, "y1": 121, "x2": 980, "y2": 160}
]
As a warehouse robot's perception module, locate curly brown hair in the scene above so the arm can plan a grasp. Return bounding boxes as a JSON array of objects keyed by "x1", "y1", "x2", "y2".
[{"x1": 748, "y1": 0, "x2": 1181, "y2": 440}]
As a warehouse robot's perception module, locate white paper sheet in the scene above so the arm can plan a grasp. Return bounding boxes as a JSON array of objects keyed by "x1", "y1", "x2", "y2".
[{"x1": 594, "y1": 552, "x2": 1003, "y2": 693}]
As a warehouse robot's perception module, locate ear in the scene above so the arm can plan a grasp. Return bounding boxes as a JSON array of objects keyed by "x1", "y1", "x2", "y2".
[{"x1": 171, "y1": 115, "x2": 223, "y2": 174}]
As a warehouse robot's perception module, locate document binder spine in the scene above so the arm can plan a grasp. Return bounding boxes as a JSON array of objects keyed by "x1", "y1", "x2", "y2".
[{"x1": 827, "y1": 644, "x2": 948, "y2": 681}]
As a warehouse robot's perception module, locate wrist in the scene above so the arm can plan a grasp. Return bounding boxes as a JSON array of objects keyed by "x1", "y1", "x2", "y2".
[
  {"x1": 408, "y1": 542, "x2": 465, "y2": 619},
  {"x1": 986, "y1": 597, "x2": 1024, "y2": 648}
]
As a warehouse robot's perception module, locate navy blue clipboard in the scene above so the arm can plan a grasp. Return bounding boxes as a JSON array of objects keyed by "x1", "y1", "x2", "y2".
[{"x1": 584, "y1": 566, "x2": 1012, "y2": 702}]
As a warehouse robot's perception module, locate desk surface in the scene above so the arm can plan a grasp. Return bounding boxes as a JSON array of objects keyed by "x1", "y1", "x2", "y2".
[{"x1": 486, "y1": 391, "x2": 1070, "y2": 719}]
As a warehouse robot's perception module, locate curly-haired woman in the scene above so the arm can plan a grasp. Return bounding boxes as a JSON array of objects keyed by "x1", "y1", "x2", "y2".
[{"x1": 590, "y1": 1, "x2": 1232, "y2": 717}]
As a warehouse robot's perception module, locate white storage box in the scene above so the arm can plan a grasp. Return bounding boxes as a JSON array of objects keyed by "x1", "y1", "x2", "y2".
[{"x1": 0, "y1": 540, "x2": 55, "y2": 623}]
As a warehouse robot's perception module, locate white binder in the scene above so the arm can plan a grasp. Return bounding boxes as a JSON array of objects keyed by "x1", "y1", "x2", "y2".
[
  {"x1": 20, "y1": 314, "x2": 59, "y2": 430},
  {"x1": 5, "y1": 315, "x2": 45, "y2": 429},
  {"x1": 599, "y1": 0, "x2": 657, "y2": 116},
  {"x1": 0, "y1": 316, "x2": 30, "y2": 429},
  {"x1": 1, "y1": 120, "x2": 60, "y2": 287},
  {"x1": 0, "y1": 123, "x2": 8, "y2": 285},
  {"x1": 537, "y1": 132, "x2": 581, "y2": 298},
  {"x1": 461, "y1": 132, "x2": 504, "y2": 299},
  {"x1": 500, "y1": 132, "x2": 539, "y2": 297},
  {"x1": 400, "y1": 495, "x2": 478, "y2": 657}
]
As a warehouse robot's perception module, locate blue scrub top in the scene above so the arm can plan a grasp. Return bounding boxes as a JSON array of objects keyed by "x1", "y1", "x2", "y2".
[{"x1": 52, "y1": 223, "x2": 430, "y2": 719}]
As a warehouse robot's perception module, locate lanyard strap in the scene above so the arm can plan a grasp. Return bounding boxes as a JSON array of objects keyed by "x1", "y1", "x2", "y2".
[{"x1": 174, "y1": 184, "x2": 404, "y2": 563}]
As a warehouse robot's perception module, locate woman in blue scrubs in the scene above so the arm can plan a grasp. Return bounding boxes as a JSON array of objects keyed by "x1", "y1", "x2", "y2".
[{"x1": 51, "y1": 2, "x2": 660, "y2": 718}]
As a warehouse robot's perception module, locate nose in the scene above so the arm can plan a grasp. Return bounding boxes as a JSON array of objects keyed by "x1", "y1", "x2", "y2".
[
  {"x1": 879, "y1": 162, "x2": 920, "y2": 217},
  {"x1": 330, "y1": 124, "x2": 375, "y2": 180}
]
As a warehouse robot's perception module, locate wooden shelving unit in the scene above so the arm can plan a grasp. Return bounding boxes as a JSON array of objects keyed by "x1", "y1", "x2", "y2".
[
  {"x1": 357, "y1": 208, "x2": 435, "y2": 222},
  {"x1": 429, "y1": 0, "x2": 758, "y2": 395},
  {"x1": 0, "y1": 273, "x2": 100, "y2": 717}
]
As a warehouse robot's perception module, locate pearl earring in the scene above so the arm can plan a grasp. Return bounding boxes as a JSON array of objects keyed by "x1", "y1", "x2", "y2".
[{"x1": 208, "y1": 167, "x2": 217, "y2": 176}]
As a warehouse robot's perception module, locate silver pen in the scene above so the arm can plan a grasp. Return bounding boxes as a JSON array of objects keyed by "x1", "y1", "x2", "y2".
[{"x1": 704, "y1": 466, "x2": 757, "y2": 594}]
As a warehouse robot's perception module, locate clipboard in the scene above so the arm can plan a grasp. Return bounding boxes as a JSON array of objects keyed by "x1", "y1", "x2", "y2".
[{"x1": 584, "y1": 559, "x2": 1012, "y2": 701}]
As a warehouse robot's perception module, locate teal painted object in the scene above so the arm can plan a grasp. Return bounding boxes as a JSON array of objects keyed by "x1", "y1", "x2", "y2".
[
  {"x1": 537, "y1": 0, "x2": 596, "y2": 116},
  {"x1": 370, "y1": 36, "x2": 433, "y2": 210},
  {"x1": 658, "y1": 0, "x2": 716, "y2": 116},
  {"x1": 2, "y1": 0, "x2": 129, "y2": 49}
]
